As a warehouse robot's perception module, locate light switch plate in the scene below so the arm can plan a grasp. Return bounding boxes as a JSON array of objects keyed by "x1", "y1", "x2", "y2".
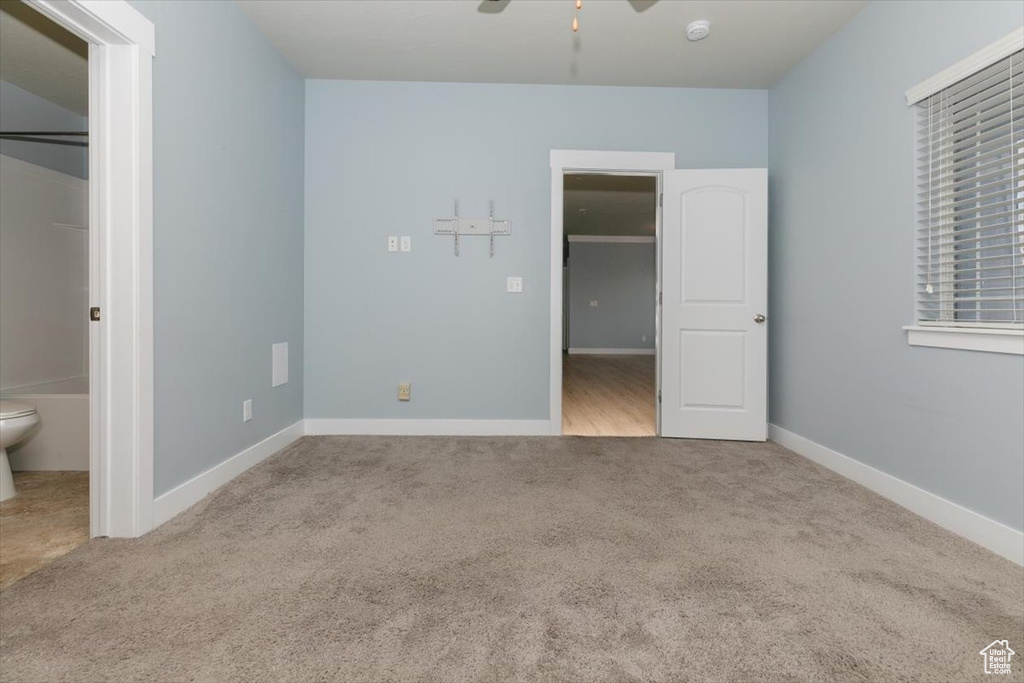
[
  {"x1": 387, "y1": 236, "x2": 398, "y2": 252},
  {"x1": 400, "y1": 236, "x2": 411, "y2": 252},
  {"x1": 272, "y1": 342, "x2": 288, "y2": 387},
  {"x1": 243, "y1": 399, "x2": 252, "y2": 422},
  {"x1": 507, "y1": 277, "x2": 523, "y2": 293},
  {"x1": 398, "y1": 383, "x2": 411, "y2": 401}
]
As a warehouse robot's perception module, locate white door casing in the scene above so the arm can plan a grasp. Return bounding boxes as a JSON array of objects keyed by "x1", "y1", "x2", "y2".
[
  {"x1": 549, "y1": 150, "x2": 675, "y2": 434},
  {"x1": 660, "y1": 169, "x2": 767, "y2": 441},
  {"x1": 26, "y1": 0, "x2": 155, "y2": 537}
]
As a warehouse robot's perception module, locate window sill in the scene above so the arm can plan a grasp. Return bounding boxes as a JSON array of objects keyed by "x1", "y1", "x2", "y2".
[{"x1": 904, "y1": 326, "x2": 1024, "y2": 355}]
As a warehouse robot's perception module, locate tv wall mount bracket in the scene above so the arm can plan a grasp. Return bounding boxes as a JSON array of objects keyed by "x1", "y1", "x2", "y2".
[{"x1": 434, "y1": 200, "x2": 510, "y2": 257}]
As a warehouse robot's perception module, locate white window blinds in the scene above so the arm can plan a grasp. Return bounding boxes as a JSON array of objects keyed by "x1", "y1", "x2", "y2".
[{"x1": 917, "y1": 49, "x2": 1024, "y2": 328}]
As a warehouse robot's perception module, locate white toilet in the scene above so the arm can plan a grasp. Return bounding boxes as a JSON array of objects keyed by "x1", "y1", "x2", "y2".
[{"x1": 0, "y1": 400, "x2": 40, "y2": 502}]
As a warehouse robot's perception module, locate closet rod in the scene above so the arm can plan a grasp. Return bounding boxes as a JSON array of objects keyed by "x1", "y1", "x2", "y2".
[{"x1": 0, "y1": 132, "x2": 88, "y2": 147}]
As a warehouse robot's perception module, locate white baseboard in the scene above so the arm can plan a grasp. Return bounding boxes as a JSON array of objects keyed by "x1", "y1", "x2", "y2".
[
  {"x1": 769, "y1": 424, "x2": 1023, "y2": 566},
  {"x1": 152, "y1": 420, "x2": 305, "y2": 528},
  {"x1": 567, "y1": 348, "x2": 655, "y2": 355},
  {"x1": 304, "y1": 419, "x2": 552, "y2": 436}
]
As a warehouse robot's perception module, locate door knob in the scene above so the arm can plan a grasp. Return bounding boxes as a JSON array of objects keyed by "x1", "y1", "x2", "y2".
[{"x1": 754, "y1": 314, "x2": 766, "y2": 323}]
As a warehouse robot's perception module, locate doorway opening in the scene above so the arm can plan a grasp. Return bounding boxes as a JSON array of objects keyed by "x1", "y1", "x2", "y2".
[
  {"x1": 550, "y1": 152, "x2": 768, "y2": 441},
  {"x1": 2, "y1": 0, "x2": 154, "y2": 547},
  {"x1": 0, "y1": 0, "x2": 90, "y2": 588},
  {"x1": 548, "y1": 150, "x2": 675, "y2": 436},
  {"x1": 561, "y1": 173, "x2": 658, "y2": 436}
]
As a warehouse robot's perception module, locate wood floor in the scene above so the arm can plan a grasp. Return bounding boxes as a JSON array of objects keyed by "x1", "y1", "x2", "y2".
[
  {"x1": 562, "y1": 353, "x2": 656, "y2": 436},
  {"x1": 0, "y1": 471, "x2": 89, "y2": 590}
]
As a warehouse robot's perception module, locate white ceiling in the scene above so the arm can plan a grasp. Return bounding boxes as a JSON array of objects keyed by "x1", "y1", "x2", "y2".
[
  {"x1": 564, "y1": 175, "x2": 656, "y2": 237},
  {"x1": 236, "y1": 0, "x2": 867, "y2": 88},
  {"x1": 0, "y1": 0, "x2": 88, "y2": 115}
]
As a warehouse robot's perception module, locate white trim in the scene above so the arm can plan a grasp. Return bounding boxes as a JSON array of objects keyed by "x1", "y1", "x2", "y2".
[
  {"x1": 24, "y1": 1, "x2": 155, "y2": 538},
  {"x1": 904, "y1": 325, "x2": 1023, "y2": 355},
  {"x1": 28, "y1": 0, "x2": 155, "y2": 57},
  {"x1": 567, "y1": 348, "x2": 656, "y2": 355},
  {"x1": 905, "y1": 27, "x2": 1023, "y2": 104},
  {"x1": 305, "y1": 419, "x2": 552, "y2": 436},
  {"x1": 769, "y1": 425, "x2": 1024, "y2": 566},
  {"x1": 152, "y1": 421, "x2": 305, "y2": 528},
  {"x1": 566, "y1": 235, "x2": 656, "y2": 244},
  {"x1": 550, "y1": 150, "x2": 675, "y2": 436}
]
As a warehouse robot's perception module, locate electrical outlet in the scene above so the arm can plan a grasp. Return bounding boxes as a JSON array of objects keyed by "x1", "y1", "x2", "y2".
[
  {"x1": 642, "y1": 335, "x2": 648, "y2": 342},
  {"x1": 507, "y1": 276, "x2": 523, "y2": 293},
  {"x1": 400, "y1": 236, "x2": 411, "y2": 252},
  {"x1": 398, "y1": 383, "x2": 411, "y2": 401},
  {"x1": 387, "y1": 236, "x2": 398, "y2": 252},
  {"x1": 590, "y1": 300, "x2": 599, "y2": 307},
  {"x1": 243, "y1": 399, "x2": 252, "y2": 422}
]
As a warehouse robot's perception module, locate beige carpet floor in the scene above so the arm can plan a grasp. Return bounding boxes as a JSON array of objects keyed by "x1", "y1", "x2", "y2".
[{"x1": 0, "y1": 436, "x2": 1021, "y2": 682}]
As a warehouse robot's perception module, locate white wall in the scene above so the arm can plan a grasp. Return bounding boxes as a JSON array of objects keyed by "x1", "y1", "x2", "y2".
[{"x1": 0, "y1": 154, "x2": 88, "y2": 390}]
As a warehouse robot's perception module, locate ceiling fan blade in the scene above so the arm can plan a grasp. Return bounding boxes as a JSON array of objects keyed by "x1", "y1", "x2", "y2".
[
  {"x1": 627, "y1": 0, "x2": 658, "y2": 12},
  {"x1": 478, "y1": 0, "x2": 511, "y2": 14}
]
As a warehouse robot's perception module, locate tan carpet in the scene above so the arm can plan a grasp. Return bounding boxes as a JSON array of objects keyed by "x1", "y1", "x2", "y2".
[{"x1": 0, "y1": 436, "x2": 1021, "y2": 682}]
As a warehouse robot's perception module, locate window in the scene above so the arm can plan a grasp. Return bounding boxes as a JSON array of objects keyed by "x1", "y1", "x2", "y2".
[{"x1": 905, "y1": 31, "x2": 1024, "y2": 355}]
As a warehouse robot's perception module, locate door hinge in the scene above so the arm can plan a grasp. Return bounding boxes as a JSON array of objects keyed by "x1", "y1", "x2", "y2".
[
  {"x1": 658, "y1": 390, "x2": 662, "y2": 403},
  {"x1": 89, "y1": 306, "x2": 101, "y2": 322},
  {"x1": 659, "y1": 193, "x2": 663, "y2": 208},
  {"x1": 658, "y1": 291, "x2": 662, "y2": 305}
]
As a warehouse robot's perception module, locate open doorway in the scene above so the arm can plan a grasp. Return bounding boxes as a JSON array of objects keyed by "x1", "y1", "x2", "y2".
[
  {"x1": 0, "y1": 0, "x2": 154, "y2": 542},
  {"x1": 0, "y1": 0, "x2": 90, "y2": 588},
  {"x1": 551, "y1": 154, "x2": 767, "y2": 441},
  {"x1": 561, "y1": 173, "x2": 658, "y2": 436}
]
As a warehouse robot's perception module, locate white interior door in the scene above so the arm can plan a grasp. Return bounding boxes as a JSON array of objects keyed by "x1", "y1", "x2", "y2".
[{"x1": 660, "y1": 169, "x2": 767, "y2": 441}]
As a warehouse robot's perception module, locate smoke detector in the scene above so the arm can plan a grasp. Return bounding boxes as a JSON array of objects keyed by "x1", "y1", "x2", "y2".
[{"x1": 686, "y1": 20, "x2": 711, "y2": 42}]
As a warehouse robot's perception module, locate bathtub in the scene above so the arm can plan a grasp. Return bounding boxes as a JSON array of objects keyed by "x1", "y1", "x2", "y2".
[{"x1": 1, "y1": 377, "x2": 88, "y2": 471}]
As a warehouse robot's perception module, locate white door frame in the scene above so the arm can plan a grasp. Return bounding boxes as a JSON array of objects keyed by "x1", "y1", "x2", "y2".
[
  {"x1": 26, "y1": 0, "x2": 155, "y2": 537},
  {"x1": 549, "y1": 150, "x2": 675, "y2": 435}
]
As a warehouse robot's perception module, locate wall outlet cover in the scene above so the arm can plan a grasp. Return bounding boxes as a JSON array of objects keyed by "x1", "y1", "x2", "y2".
[
  {"x1": 398, "y1": 383, "x2": 411, "y2": 401},
  {"x1": 243, "y1": 399, "x2": 252, "y2": 422},
  {"x1": 507, "y1": 276, "x2": 523, "y2": 293},
  {"x1": 387, "y1": 236, "x2": 398, "y2": 252},
  {"x1": 590, "y1": 300, "x2": 599, "y2": 307}
]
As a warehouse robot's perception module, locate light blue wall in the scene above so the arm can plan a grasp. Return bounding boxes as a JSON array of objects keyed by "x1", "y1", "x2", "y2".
[
  {"x1": 769, "y1": 1, "x2": 1024, "y2": 530},
  {"x1": 130, "y1": 1, "x2": 305, "y2": 495},
  {"x1": 0, "y1": 81, "x2": 87, "y2": 178},
  {"x1": 567, "y1": 242, "x2": 655, "y2": 351},
  {"x1": 305, "y1": 81, "x2": 767, "y2": 419}
]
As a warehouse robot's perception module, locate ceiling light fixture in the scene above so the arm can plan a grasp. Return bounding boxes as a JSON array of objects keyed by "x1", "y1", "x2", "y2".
[{"x1": 686, "y1": 19, "x2": 711, "y2": 42}]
